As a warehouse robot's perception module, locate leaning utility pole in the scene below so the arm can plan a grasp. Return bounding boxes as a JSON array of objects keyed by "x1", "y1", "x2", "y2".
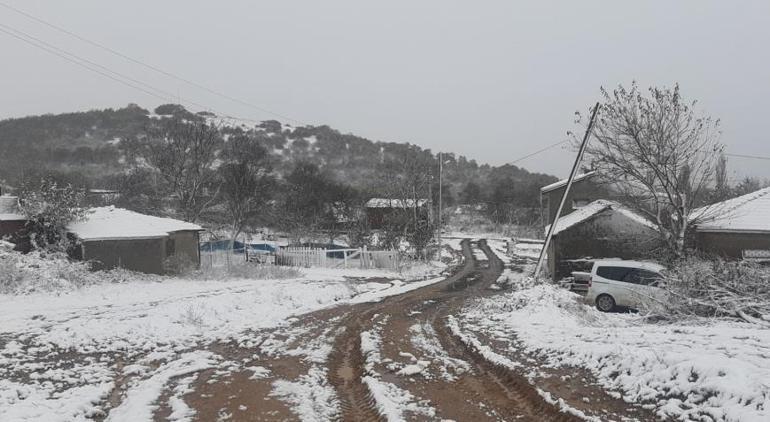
[
  {"x1": 533, "y1": 102, "x2": 601, "y2": 279},
  {"x1": 434, "y1": 152, "x2": 443, "y2": 260}
]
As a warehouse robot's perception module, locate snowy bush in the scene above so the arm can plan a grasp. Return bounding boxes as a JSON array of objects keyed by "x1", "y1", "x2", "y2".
[
  {"x1": 197, "y1": 262, "x2": 302, "y2": 280},
  {"x1": 0, "y1": 247, "x2": 139, "y2": 294},
  {"x1": 18, "y1": 177, "x2": 87, "y2": 251},
  {"x1": 643, "y1": 256, "x2": 770, "y2": 323}
]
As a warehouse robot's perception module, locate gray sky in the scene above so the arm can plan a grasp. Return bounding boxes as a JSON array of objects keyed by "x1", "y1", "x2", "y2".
[{"x1": 2, "y1": 0, "x2": 769, "y2": 180}]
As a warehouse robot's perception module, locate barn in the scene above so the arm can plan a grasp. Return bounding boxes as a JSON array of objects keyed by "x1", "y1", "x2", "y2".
[
  {"x1": 545, "y1": 200, "x2": 663, "y2": 280},
  {"x1": 693, "y1": 187, "x2": 770, "y2": 260},
  {"x1": 67, "y1": 206, "x2": 203, "y2": 274}
]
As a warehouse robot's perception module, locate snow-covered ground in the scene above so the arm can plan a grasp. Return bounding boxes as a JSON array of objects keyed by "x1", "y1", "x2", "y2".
[
  {"x1": 0, "y1": 264, "x2": 445, "y2": 421},
  {"x1": 458, "y1": 283, "x2": 770, "y2": 421}
]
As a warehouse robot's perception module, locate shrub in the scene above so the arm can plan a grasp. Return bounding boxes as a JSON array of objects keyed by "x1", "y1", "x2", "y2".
[
  {"x1": 642, "y1": 256, "x2": 770, "y2": 323},
  {"x1": 196, "y1": 261, "x2": 303, "y2": 280},
  {"x1": 0, "y1": 246, "x2": 139, "y2": 294}
]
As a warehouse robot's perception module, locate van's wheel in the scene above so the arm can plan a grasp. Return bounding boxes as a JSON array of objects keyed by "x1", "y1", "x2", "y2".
[{"x1": 596, "y1": 294, "x2": 615, "y2": 312}]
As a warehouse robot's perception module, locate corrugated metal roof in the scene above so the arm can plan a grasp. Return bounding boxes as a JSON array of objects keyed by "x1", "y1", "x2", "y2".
[
  {"x1": 67, "y1": 206, "x2": 203, "y2": 241},
  {"x1": 540, "y1": 171, "x2": 596, "y2": 193},
  {"x1": 694, "y1": 187, "x2": 770, "y2": 233},
  {"x1": 546, "y1": 199, "x2": 658, "y2": 236}
]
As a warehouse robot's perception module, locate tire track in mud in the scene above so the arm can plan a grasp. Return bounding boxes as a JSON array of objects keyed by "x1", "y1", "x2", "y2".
[{"x1": 326, "y1": 239, "x2": 580, "y2": 421}]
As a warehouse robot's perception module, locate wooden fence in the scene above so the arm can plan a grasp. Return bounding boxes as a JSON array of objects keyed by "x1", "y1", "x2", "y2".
[{"x1": 275, "y1": 246, "x2": 402, "y2": 270}]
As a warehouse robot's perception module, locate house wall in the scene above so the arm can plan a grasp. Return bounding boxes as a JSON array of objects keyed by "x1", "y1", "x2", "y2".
[
  {"x1": 695, "y1": 231, "x2": 770, "y2": 259},
  {"x1": 549, "y1": 210, "x2": 663, "y2": 280},
  {"x1": 82, "y1": 238, "x2": 165, "y2": 274},
  {"x1": 542, "y1": 179, "x2": 607, "y2": 225},
  {"x1": 168, "y1": 230, "x2": 201, "y2": 269}
]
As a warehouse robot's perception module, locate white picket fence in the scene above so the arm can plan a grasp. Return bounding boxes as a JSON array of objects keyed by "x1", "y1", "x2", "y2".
[{"x1": 275, "y1": 246, "x2": 402, "y2": 270}]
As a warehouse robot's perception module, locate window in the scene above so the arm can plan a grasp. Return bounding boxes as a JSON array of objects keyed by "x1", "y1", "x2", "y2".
[
  {"x1": 596, "y1": 266, "x2": 631, "y2": 282},
  {"x1": 597, "y1": 266, "x2": 662, "y2": 285},
  {"x1": 637, "y1": 270, "x2": 663, "y2": 286}
]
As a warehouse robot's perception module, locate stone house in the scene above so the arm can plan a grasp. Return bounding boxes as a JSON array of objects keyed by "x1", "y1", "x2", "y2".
[{"x1": 545, "y1": 200, "x2": 663, "y2": 280}]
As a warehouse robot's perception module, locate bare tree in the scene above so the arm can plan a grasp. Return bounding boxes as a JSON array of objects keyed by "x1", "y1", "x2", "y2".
[
  {"x1": 219, "y1": 135, "x2": 275, "y2": 250},
  {"x1": 134, "y1": 118, "x2": 223, "y2": 222},
  {"x1": 576, "y1": 83, "x2": 723, "y2": 257},
  {"x1": 376, "y1": 151, "x2": 435, "y2": 257}
]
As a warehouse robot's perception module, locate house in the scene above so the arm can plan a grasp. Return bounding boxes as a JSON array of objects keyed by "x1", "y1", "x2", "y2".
[
  {"x1": 545, "y1": 200, "x2": 662, "y2": 280},
  {"x1": 67, "y1": 207, "x2": 203, "y2": 274},
  {"x1": 692, "y1": 187, "x2": 770, "y2": 260},
  {"x1": 365, "y1": 198, "x2": 429, "y2": 229},
  {"x1": 0, "y1": 195, "x2": 30, "y2": 252},
  {"x1": 540, "y1": 171, "x2": 609, "y2": 225}
]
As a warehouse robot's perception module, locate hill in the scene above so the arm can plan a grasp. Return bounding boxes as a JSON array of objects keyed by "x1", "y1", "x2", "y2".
[{"x1": 0, "y1": 104, "x2": 557, "y2": 222}]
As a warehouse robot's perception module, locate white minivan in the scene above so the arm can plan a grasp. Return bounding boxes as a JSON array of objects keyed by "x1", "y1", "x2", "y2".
[{"x1": 585, "y1": 260, "x2": 666, "y2": 312}]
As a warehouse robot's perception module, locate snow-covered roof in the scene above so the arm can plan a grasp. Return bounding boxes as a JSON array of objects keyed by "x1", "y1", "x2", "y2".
[
  {"x1": 540, "y1": 171, "x2": 596, "y2": 193},
  {"x1": 693, "y1": 187, "x2": 770, "y2": 233},
  {"x1": 366, "y1": 198, "x2": 429, "y2": 208},
  {"x1": 68, "y1": 206, "x2": 202, "y2": 241},
  {"x1": 0, "y1": 195, "x2": 25, "y2": 221},
  {"x1": 546, "y1": 199, "x2": 658, "y2": 236}
]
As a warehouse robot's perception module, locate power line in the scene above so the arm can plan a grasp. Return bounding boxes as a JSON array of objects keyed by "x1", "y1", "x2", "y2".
[
  {"x1": 0, "y1": 21, "x2": 256, "y2": 123},
  {"x1": 0, "y1": 26, "x2": 176, "y2": 105},
  {"x1": 509, "y1": 140, "x2": 569, "y2": 165},
  {"x1": 0, "y1": 1, "x2": 306, "y2": 125},
  {"x1": 724, "y1": 152, "x2": 770, "y2": 161}
]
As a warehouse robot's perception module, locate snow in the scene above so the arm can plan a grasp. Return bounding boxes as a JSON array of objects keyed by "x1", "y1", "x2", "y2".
[
  {"x1": 409, "y1": 323, "x2": 469, "y2": 381},
  {"x1": 68, "y1": 206, "x2": 202, "y2": 241},
  {"x1": 459, "y1": 282, "x2": 770, "y2": 421},
  {"x1": 545, "y1": 199, "x2": 658, "y2": 236},
  {"x1": 106, "y1": 351, "x2": 218, "y2": 422},
  {"x1": 360, "y1": 316, "x2": 437, "y2": 421},
  {"x1": 271, "y1": 367, "x2": 339, "y2": 422},
  {"x1": 0, "y1": 263, "x2": 442, "y2": 420},
  {"x1": 694, "y1": 186, "x2": 770, "y2": 233}
]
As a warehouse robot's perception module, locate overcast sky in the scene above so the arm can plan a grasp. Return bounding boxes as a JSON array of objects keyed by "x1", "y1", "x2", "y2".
[{"x1": 1, "y1": 0, "x2": 769, "y2": 179}]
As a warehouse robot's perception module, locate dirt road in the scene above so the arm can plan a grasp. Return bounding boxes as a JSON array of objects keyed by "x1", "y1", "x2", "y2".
[{"x1": 175, "y1": 239, "x2": 653, "y2": 421}]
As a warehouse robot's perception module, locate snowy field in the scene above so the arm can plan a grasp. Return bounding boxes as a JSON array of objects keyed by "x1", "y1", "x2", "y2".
[
  {"x1": 458, "y1": 283, "x2": 770, "y2": 421},
  {"x1": 0, "y1": 264, "x2": 445, "y2": 421}
]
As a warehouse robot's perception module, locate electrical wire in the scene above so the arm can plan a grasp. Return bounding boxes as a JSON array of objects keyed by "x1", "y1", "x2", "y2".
[{"x1": 0, "y1": 1, "x2": 306, "y2": 125}]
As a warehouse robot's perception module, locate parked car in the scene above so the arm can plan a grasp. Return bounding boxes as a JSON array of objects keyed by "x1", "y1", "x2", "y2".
[{"x1": 585, "y1": 260, "x2": 666, "y2": 312}]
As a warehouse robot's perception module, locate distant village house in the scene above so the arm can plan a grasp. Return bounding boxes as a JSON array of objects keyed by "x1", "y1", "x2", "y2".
[
  {"x1": 0, "y1": 195, "x2": 28, "y2": 252},
  {"x1": 67, "y1": 207, "x2": 203, "y2": 274},
  {"x1": 365, "y1": 198, "x2": 429, "y2": 229},
  {"x1": 540, "y1": 171, "x2": 609, "y2": 226},
  {"x1": 692, "y1": 187, "x2": 770, "y2": 260}
]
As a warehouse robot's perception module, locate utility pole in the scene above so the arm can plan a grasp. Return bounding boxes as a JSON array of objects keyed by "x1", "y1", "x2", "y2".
[
  {"x1": 438, "y1": 152, "x2": 443, "y2": 260},
  {"x1": 533, "y1": 102, "x2": 600, "y2": 279}
]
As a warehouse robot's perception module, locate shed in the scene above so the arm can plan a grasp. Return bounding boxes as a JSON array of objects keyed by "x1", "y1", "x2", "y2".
[
  {"x1": 0, "y1": 195, "x2": 29, "y2": 252},
  {"x1": 545, "y1": 200, "x2": 662, "y2": 280},
  {"x1": 365, "y1": 198, "x2": 429, "y2": 229},
  {"x1": 67, "y1": 207, "x2": 203, "y2": 274},
  {"x1": 692, "y1": 187, "x2": 770, "y2": 259},
  {"x1": 540, "y1": 171, "x2": 613, "y2": 225}
]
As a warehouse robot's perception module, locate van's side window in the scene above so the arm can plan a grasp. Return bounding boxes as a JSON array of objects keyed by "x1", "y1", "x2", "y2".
[
  {"x1": 596, "y1": 266, "x2": 631, "y2": 282},
  {"x1": 638, "y1": 270, "x2": 662, "y2": 286}
]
